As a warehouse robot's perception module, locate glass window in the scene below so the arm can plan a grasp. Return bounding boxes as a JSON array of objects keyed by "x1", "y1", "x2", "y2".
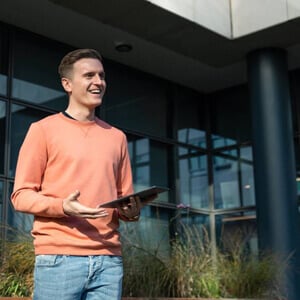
[
  {"x1": 127, "y1": 135, "x2": 169, "y2": 203},
  {"x1": 213, "y1": 147, "x2": 255, "y2": 209},
  {"x1": 9, "y1": 104, "x2": 51, "y2": 177},
  {"x1": 0, "y1": 25, "x2": 8, "y2": 96},
  {"x1": 213, "y1": 151, "x2": 240, "y2": 209},
  {"x1": 211, "y1": 86, "x2": 251, "y2": 148},
  {"x1": 175, "y1": 87, "x2": 207, "y2": 148},
  {"x1": 240, "y1": 146, "x2": 255, "y2": 206},
  {"x1": 120, "y1": 206, "x2": 171, "y2": 257},
  {"x1": 0, "y1": 100, "x2": 6, "y2": 174},
  {"x1": 103, "y1": 61, "x2": 168, "y2": 138},
  {"x1": 178, "y1": 147, "x2": 209, "y2": 209},
  {"x1": 12, "y1": 30, "x2": 69, "y2": 110},
  {"x1": 215, "y1": 212, "x2": 258, "y2": 255},
  {"x1": 295, "y1": 143, "x2": 300, "y2": 203},
  {"x1": 177, "y1": 211, "x2": 209, "y2": 230}
]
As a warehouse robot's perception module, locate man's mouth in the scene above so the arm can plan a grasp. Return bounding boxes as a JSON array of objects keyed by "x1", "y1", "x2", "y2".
[{"x1": 88, "y1": 88, "x2": 102, "y2": 94}]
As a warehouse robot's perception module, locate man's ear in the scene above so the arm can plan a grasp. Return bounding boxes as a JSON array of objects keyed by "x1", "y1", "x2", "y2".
[{"x1": 61, "y1": 77, "x2": 72, "y2": 93}]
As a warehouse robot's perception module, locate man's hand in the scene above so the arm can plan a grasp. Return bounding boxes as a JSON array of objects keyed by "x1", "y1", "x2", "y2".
[
  {"x1": 117, "y1": 196, "x2": 141, "y2": 220},
  {"x1": 63, "y1": 190, "x2": 108, "y2": 219},
  {"x1": 116, "y1": 193, "x2": 158, "y2": 220}
]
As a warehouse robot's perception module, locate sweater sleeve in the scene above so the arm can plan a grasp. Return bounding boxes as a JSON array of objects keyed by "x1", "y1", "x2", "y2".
[
  {"x1": 116, "y1": 133, "x2": 139, "y2": 222},
  {"x1": 117, "y1": 133, "x2": 134, "y2": 198},
  {"x1": 11, "y1": 123, "x2": 65, "y2": 218}
]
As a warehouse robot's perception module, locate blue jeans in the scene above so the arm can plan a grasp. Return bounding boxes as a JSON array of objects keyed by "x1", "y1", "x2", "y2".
[{"x1": 33, "y1": 255, "x2": 123, "y2": 300}]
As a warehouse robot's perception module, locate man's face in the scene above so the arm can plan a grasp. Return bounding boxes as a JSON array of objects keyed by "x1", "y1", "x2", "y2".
[{"x1": 62, "y1": 58, "x2": 106, "y2": 109}]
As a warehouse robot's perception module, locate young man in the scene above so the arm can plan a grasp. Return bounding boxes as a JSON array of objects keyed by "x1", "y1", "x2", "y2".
[{"x1": 11, "y1": 49, "x2": 148, "y2": 300}]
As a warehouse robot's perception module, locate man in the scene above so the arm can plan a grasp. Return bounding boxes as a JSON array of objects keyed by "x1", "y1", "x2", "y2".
[{"x1": 11, "y1": 48, "x2": 150, "y2": 300}]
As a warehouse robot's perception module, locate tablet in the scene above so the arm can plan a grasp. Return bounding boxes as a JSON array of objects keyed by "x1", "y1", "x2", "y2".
[{"x1": 99, "y1": 186, "x2": 169, "y2": 208}]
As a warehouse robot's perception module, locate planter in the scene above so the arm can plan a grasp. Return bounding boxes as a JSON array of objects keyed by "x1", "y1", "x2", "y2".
[
  {"x1": 0, "y1": 298, "x2": 31, "y2": 300},
  {"x1": 122, "y1": 298, "x2": 259, "y2": 300},
  {"x1": 122, "y1": 298, "x2": 262, "y2": 300},
  {"x1": 0, "y1": 298, "x2": 262, "y2": 300}
]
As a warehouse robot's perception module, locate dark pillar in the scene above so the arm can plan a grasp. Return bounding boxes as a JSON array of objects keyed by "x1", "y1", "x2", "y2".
[{"x1": 247, "y1": 48, "x2": 300, "y2": 299}]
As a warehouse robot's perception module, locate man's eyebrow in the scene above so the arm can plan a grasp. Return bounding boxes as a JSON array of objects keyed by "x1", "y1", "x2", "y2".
[{"x1": 83, "y1": 71, "x2": 105, "y2": 76}]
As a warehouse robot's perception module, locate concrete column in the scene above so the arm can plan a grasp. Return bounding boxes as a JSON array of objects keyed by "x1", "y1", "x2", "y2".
[{"x1": 247, "y1": 48, "x2": 300, "y2": 300}]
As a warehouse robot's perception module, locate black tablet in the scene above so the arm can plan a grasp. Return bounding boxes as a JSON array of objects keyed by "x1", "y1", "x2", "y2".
[{"x1": 99, "y1": 186, "x2": 169, "y2": 208}]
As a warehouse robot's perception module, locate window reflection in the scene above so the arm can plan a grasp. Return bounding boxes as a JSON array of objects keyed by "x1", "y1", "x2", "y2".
[
  {"x1": 212, "y1": 134, "x2": 236, "y2": 149},
  {"x1": 240, "y1": 145, "x2": 253, "y2": 160},
  {"x1": 128, "y1": 138, "x2": 150, "y2": 191},
  {"x1": 214, "y1": 152, "x2": 240, "y2": 209},
  {"x1": 0, "y1": 26, "x2": 8, "y2": 96},
  {"x1": 127, "y1": 136, "x2": 169, "y2": 203},
  {"x1": 12, "y1": 31, "x2": 69, "y2": 110},
  {"x1": 241, "y1": 167, "x2": 255, "y2": 206},
  {"x1": 178, "y1": 147, "x2": 209, "y2": 209},
  {"x1": 120, "y1": 206, "x2": 171, "y2": 257},
  {"x1": 0, "y1": 74, "x2": 7, "y2": 96},
  {"x1": 179, "y1": 211, "x2": 209, "y2": 229},
  {"x1": 216, "y1": 212, "x2": 258, "y2": 255},
  {"x1": 0, "y1": 101, "x2": 6, "y2": 174},
  {"x1": 178, "y1": 128, "x2": 206, "y2": 149},
  {"x1": 213, "y1": 147, "x2": 255, "y2": 209},
  {"x1": 10, "y1": 104, "x2": 51, "y2": 177},
  {"x1": 104, "y1": 63, "x2": 167, "y2": 137},
  {"x1": 12, "y1": 77, "x2": 66, "y2": 107}
]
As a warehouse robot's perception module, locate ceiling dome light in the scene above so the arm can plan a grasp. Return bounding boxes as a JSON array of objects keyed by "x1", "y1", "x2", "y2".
[{"x1": 115, "y1": 42, "x2": 133, "y2": 52}]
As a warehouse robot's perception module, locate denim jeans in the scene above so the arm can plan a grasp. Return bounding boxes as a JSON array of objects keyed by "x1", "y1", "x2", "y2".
[{"x1": 33, "y1": 255, "x2": 123, "y2": 300}]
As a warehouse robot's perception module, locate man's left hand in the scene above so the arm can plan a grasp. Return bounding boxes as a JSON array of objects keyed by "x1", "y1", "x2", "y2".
[{"x1": 117, "y1": 196, "x2": 141, "y2": 220}]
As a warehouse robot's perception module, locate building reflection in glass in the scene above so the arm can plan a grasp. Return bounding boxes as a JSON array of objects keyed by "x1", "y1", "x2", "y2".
[{"x1": 213, "y1": 146, "x2": 255, "y2": 209}]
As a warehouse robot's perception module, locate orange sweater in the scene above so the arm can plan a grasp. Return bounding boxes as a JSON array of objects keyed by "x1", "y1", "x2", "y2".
[{"x1": 11, "y1": 113, "x2": 134, "y2": 256}]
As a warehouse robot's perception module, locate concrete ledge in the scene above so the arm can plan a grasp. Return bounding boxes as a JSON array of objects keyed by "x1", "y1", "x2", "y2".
[{"x1": 0, "y1": 298, "x2": 262, "y2": 300}]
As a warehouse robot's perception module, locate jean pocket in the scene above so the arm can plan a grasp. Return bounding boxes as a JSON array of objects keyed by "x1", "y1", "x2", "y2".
[{"x1": 35, "y1": 254, "x2": 64, "y2": 267}]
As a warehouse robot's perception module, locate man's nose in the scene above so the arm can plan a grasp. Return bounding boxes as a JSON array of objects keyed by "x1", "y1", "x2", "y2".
[{"x1": 94, "y1": 74, "x2": 103, "y2": 84}]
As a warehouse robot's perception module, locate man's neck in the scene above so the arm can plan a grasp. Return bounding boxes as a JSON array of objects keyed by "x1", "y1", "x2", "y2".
[{"x1": 65, "y1": 107, "x2": 95, "y2": 122}]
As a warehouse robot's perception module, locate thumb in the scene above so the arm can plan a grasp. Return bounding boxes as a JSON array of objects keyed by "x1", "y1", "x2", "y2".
[{"x1": 69, "y1": 190, "x2": 80, "y2": 201}]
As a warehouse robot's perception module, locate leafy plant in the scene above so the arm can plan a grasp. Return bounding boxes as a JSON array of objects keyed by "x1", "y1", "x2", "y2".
[
  {"x1": 0, "y1": 222, "x2": 287, "y2": 298},
  {"x1": 121, "y1": 220, "x2": 170, "y2": 297},
  {"x1": 0, "y1": 226, "x2": 34, "y2": 297},
  {"x1": 121, "y1": 222, "x2": 286, "y2": 299}
]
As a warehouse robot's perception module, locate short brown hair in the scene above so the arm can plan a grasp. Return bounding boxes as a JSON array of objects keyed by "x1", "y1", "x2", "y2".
[{"x1": 58, "y1": 48, "x2": 103, "y2": 79}]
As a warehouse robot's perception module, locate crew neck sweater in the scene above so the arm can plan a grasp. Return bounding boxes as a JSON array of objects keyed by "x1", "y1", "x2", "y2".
[{"x1": 11, "y1": 113, "x2": 134, "y2": 256}]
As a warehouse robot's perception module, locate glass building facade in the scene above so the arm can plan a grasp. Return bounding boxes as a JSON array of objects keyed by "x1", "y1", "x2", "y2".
[{"x1": 1, "y1": 22, "x2": 300, "y2": 255}]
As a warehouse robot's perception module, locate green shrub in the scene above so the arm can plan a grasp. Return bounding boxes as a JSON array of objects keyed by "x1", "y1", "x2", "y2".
[
  {"x1": 122, "y1": 244, "x2": 169, "y2": 297},
  {"x1": 0, "y1": 228, "x2": 34, "y2": 297},
  {"x1": 121, "y1": 223, "x2": 285, "y2": 299},
  {"x1": 0, "y1": 223, "x2": 286, "y2": 298}
]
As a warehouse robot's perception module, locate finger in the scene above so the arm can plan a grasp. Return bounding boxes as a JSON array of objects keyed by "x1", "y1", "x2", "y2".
[
  {"x1": 78, "y1": 204, "x2": 107, "y2": 215},
  {"x1": 119, "y1": 198, "x2": 140, "y2": 217},
  {"x1": 76, "y1": 207, "x2": 109, "y2": 218},
  {"x1": 78, "y1": 212, "x2": 109, "y2": 219},
  {"x1": 68, "y1": 190, "x2": 80, "y2": 201},
  {"x1": 129, "y1": 197, "x2": 136, "y2": 205},
  {"x1": 134, "y1": 196, "x2": 141, "y2": 210}
]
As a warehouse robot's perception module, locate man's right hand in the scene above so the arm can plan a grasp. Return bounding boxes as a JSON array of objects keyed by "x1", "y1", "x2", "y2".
[{"x1": 63, "y1": 190, "x2": 108, "y2": 219}]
